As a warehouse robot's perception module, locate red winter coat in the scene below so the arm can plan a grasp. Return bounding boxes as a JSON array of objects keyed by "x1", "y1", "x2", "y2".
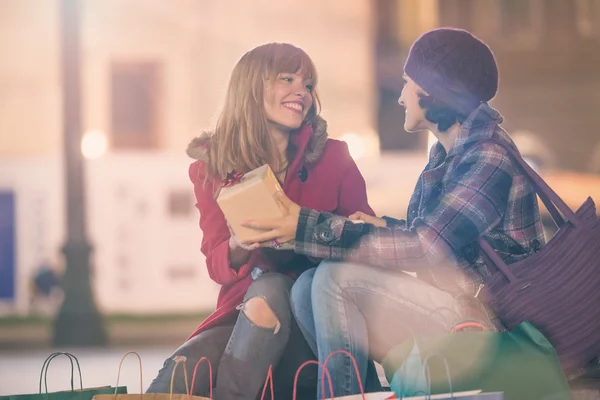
[{"x1": 185, "y1": 116, "x2": 374, "y2": 340}]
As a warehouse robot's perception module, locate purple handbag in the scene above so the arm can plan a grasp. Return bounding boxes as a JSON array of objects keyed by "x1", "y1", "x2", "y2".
[{"x1": 471, "y1": 139, "x2": 600, "y2": 378}]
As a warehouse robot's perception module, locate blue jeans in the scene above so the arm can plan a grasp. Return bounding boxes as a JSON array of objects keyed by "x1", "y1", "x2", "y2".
[
  {"x1": 291, "y1": 262, "x2": 466, "y2": 398},
  {"x1": 147, "y1": 272, "x2": 317, "y2": 400}
]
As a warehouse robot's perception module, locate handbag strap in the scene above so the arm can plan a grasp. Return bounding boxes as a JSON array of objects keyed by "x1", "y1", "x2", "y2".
[
  {"x1": 456, "y1": 138, "x2": 580, "y2": 283},
  {"x1": 471, "y1": 138, "x2": 580, "y2": 227}
]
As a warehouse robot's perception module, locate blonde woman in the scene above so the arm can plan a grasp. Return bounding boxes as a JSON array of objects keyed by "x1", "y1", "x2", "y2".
[{"x1": 146, "y1": 43, "x2": 377, "y2": 400}]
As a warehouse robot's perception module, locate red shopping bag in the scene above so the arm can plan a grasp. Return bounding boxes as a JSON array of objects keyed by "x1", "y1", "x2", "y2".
[{"x1": 292, "y1": 349, "x2": 396, "y2": 400}]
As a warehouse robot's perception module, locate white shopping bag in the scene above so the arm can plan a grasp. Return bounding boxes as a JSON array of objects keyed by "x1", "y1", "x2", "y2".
[
  {"x1": 330, "y1": 393, "x2": 396, "y2": 400},
  {"x1": 308, "y1": 350, "x2": 504, "y2": 400},
  {"x1": 333, "y1": 390, "x2": 504, "y2": 399}
]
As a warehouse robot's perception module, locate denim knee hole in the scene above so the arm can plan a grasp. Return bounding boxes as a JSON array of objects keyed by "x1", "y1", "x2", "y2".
[{"x1": 237, "y1": 297, "x2": 281, "y2": 334}]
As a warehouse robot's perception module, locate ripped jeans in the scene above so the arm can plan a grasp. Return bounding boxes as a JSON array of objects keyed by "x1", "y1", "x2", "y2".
[
  {"x1": 146, "y1": 271, "x2": 317, "y2": 400},
  {"x1": 291, "y1": 263, "x2": 467, "y2": 398}
]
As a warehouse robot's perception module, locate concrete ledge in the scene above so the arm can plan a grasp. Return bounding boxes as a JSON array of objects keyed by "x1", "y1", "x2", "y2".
[{"x1": 0, "y1": 313, "x2": 207, "y2": 349}]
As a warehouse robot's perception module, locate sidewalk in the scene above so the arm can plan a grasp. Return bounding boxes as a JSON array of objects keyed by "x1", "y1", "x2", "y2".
[{"x1": 2, "y1": 315, "x2": 599, "y2": 399}]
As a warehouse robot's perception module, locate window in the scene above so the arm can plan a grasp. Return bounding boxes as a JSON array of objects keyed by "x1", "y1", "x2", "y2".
[
  {"x1": 376, "y1": 0, "x2": 400, "y2": 52},
  {"x1": 0, "y1": 191, "x2": 15, "y2": 300},
  {"x1": 498, "y1": 0, "x2": 543, "y2": 47},
  {"x1": 438, "y1": 0, "x2": 475, "y2": 32},
  {"x1": 166, "y1": 265, "x2": 197, "y2": 281},
  {"x1": 500, "y1": 0, "x2": 530, "y2": 35},
  {"x1": 167, "y1": 189, "x2": 194, "y2": 218},
  {"x1": 575, "y1": 0, "x2": 600, "y2": 38},
  {"x1": 110, "y1": 62, "x2": 162, "y2": 149}
]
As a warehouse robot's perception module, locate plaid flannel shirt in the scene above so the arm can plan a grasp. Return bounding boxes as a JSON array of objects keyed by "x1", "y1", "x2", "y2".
[{"x1": 294, "y1": 103, "x2": 545, "y2": 295}]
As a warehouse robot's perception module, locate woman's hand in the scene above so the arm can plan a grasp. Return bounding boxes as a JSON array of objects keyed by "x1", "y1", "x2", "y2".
[
  {"x1": 228, "y1": 227, "x2": 260, "y2": 251},
  {"x1": 241, "y1": 191, "x2": 301, "y2": 247},
  {"x1": 227, "y1": 223, "x2": 259, "y2": 269},
  {"x1": 349, "y1": 211, "x2": 387, "y2": 228}
]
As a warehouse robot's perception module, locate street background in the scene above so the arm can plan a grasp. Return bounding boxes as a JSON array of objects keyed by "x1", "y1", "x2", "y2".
[{"x1": 2, "y1": 0, "x2": 600, "y2": 397}]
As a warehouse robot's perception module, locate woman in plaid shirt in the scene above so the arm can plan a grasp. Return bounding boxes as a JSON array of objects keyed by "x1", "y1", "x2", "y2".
[{"x1": 243, "y1": 28, "x2": 545, "y2": 398}]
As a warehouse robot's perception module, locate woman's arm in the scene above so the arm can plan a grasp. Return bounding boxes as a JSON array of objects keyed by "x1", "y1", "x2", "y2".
[
  {"x1": 190, "y1": 162, "x2": 271, "y2": 285},
  {"x1": 294, "y1": 143, "x2": 514, "y2": 270},
  {"x1": 244, "y1": 143, "x2": 514, "y2": 271}
]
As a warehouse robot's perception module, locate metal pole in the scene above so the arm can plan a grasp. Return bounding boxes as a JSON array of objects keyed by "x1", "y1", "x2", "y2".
[{"x1": 53, "y1": 0, "x2": 107, "y2": 346}]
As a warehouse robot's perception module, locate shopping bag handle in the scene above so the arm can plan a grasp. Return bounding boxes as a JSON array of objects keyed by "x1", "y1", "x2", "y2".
[
  {"x1": 423, "y1": 355, "x2": 453, "y2": 400},
  {"x1": 189, "y1": 357, "x2": 213, "y2": 400},
  {"x1": 258, "y1": 365, "x2": 275, "y2": 400},
  {"x1": 168, "y1": 356, "x2": 190, "y2": 400},
  {"x1": 387, "y1": 354, "x2": 453, "y2": 399},
  {"x1": 114, "y1": 351, "x2": 143, "y2": 397},
  {"x1": 292, "y1": 360, "x2": 334, "y2": 400},
  {"x1": 39, "y1": 352, "x2": 83, "y2": 394},
  {"x1": 321, "y1": 350, "x2": 366, "y2": 399},
  {"x1": 450, "y1": 321, "x2": 489, "y2": 334}
]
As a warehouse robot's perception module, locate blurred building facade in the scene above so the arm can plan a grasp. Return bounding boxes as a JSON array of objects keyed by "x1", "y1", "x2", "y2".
[
  {"x1": 0, "y1": 0, "x2": 376, "y2": 315},
  {"x1": 3, "y1": 0, "x2": 600, "y2": 317},
  {"x1": 0, "y1": 0, "x2": 376, "y2": 158},
  {"x1": 376, "y1": 0, "x2": 600, "y2": 172}
]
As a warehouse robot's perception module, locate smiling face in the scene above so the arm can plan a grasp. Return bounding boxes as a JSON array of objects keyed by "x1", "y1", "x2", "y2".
[
  {"x1": 208, "y1": 43, "x2": 320, "y2": 179},
  {"x1": 264, "y1": 71, "x2": 314, "y2": 133}
]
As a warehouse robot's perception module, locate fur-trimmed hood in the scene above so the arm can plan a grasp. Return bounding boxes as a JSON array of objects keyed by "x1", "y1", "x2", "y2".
[{"x1": 186, "y1": 115, "x2": 328, "y2": 166}]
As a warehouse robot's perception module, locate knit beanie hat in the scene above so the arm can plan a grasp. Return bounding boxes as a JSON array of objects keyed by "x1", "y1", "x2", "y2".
[{"x1": 404, "y1": 28, "x2": 498, "y2": 116}]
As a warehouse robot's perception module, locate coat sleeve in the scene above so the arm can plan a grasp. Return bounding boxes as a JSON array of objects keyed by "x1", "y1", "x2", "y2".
[
  {"x1": 334, "y1": 141, "x2": 376, "y2": 217},
  {"x1": 294, "y1": 143, "x2": 514, "y2": 271},
  {"x1": 189, "y1": 161, "x2": 273, "y2": 286}
]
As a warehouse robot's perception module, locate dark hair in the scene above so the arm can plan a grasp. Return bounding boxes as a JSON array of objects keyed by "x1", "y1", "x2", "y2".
[{"x1": 418, "y1": 93, "x2": 468, "y2": 132}]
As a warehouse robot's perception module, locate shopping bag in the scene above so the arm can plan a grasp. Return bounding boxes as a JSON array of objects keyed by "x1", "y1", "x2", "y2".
[
  {"x1": 321, "y1": 350, "x2": 504, "y2": 400},
  {"x1": 383, "y1": 322, "x2": 569, "y2": 400},
  {"x1": 92, "y1": 352, "x2": 211, "y2": 400},
  {"x1": 0, "y1": 352, "x2": 127, "y2": 400},
  {"x1": 291, "y1": 350, "x2": 403, "y2": 400},
  {"x1": 293, "y1": 350, "x2": 502, "y2": 399},
  {"x1": 384, "y1": 392, "x2": 503, "y2": 400},
  {"x1": 338, "y1": 392, "x2": 502, "y2": 400}
]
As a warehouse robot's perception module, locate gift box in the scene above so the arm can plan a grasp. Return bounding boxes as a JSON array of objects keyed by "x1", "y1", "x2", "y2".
[{"x1": 217, "y1": 164, "x2": 289, "y2": 245}]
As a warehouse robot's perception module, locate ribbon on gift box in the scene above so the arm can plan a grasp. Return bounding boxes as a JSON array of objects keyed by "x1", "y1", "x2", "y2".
[{"x1": 222, "y1": 170, "x2": 245, "y2": 187}]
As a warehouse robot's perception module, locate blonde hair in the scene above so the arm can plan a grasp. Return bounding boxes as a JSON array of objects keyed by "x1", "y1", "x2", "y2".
[{"x1": 206, "y1": 43, "x2": 320, "y2": 180}]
